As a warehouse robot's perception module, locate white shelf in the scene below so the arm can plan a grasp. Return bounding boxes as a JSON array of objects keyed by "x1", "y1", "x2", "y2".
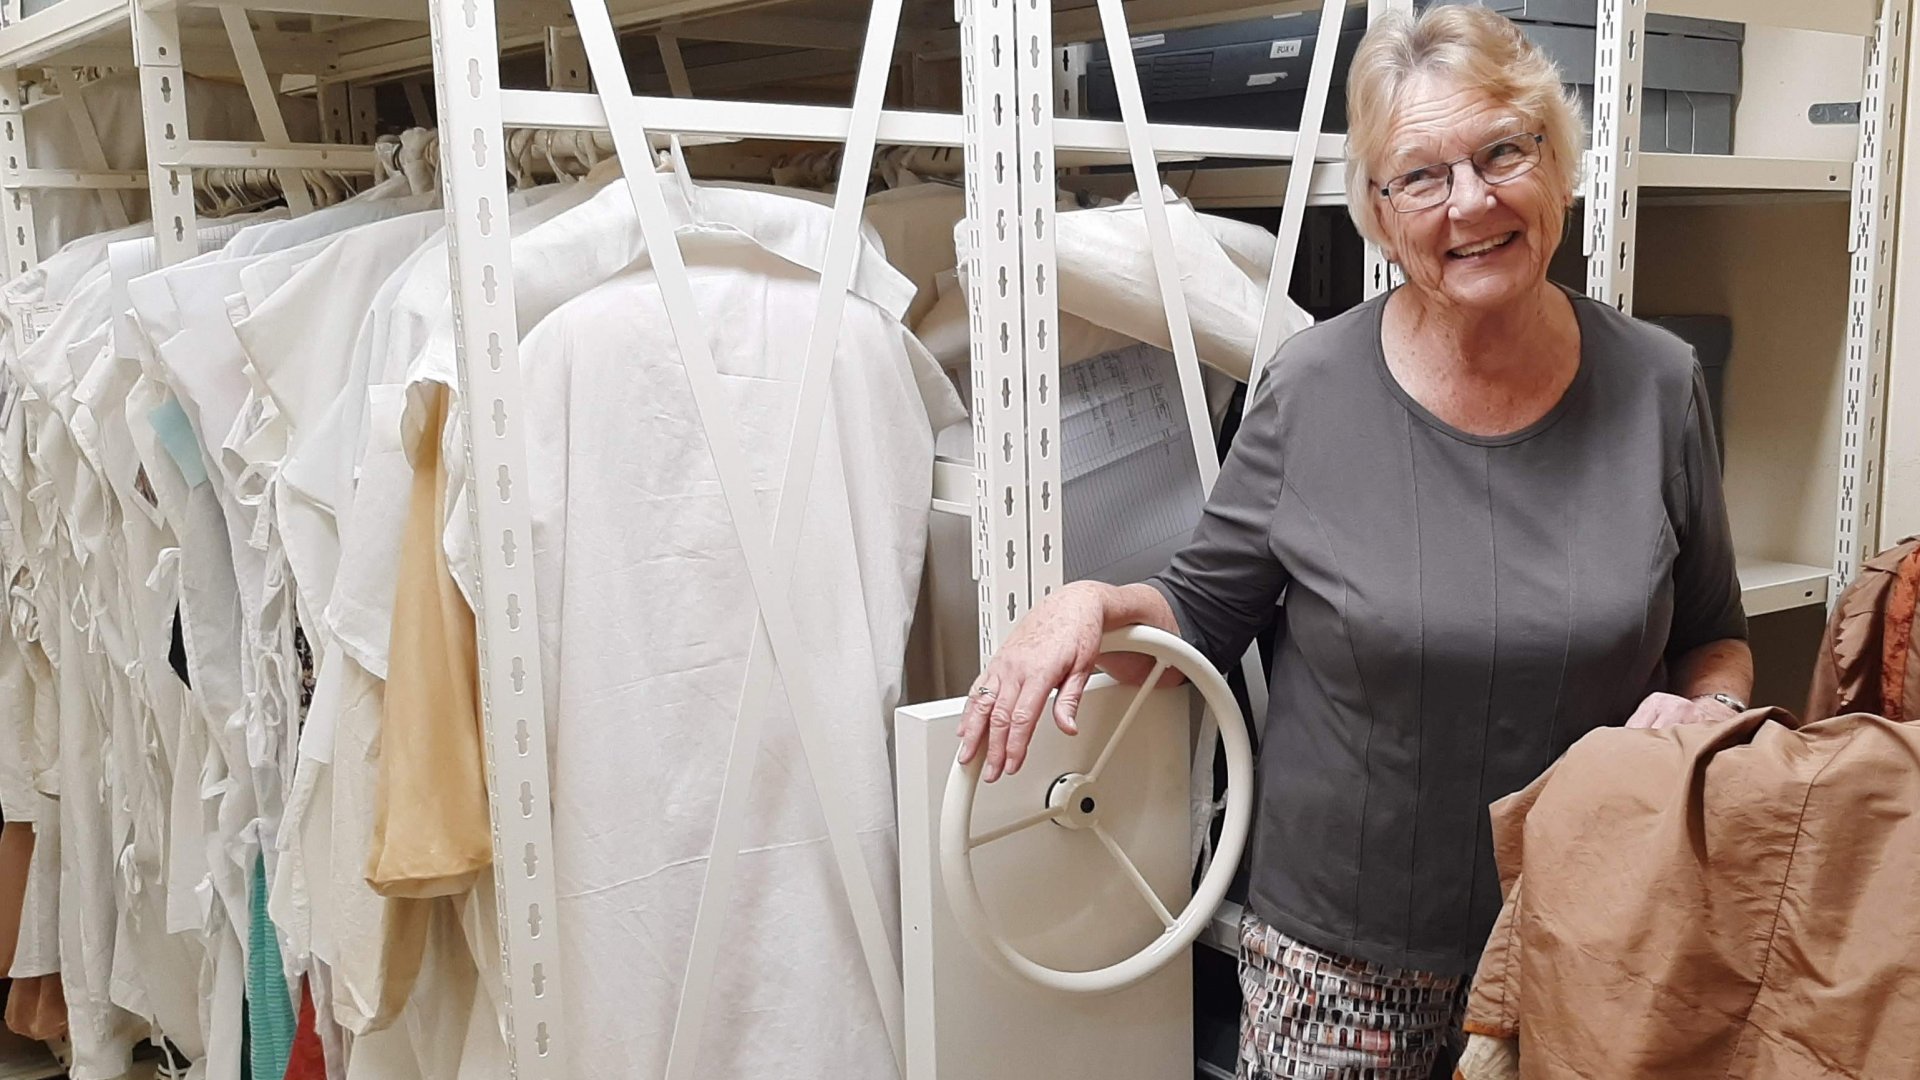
[
  {"x1": 1738, "y1": 557, "x2": 1831, "y2": 617},
  {"x1": 0, "y1": 0, "x2": 121, "y2": 69},
  {"x1": 1639, "y1": 153, "x2": 1853, "y2": 193}
]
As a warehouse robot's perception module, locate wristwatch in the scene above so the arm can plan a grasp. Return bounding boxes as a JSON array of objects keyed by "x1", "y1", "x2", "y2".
[{"x1": 1697, "y1": 692, "x2": 1748, "y2": 714}]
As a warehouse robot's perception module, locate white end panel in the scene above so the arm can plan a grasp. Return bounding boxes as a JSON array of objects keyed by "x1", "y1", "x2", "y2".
[{"x1": 898, "y1": 678, "x2": 1194, "y2": 1080}]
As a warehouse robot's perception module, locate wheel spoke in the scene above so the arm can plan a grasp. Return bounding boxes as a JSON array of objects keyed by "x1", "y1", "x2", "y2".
[
  {"x1": 1091, "y1": 823, "x2": 1175, "y2": 931},
  {"x1": 968, "y1": 804, "x2": 1060, "y2": 851},
  {"x1": 1088, "y1": 658, "x2": 1168, "y2": 782}
]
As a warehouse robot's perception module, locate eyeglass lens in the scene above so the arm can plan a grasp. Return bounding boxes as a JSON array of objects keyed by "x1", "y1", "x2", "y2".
[{"x1": 1384, "y1": 135, "x2": 1543, "y2": 212}]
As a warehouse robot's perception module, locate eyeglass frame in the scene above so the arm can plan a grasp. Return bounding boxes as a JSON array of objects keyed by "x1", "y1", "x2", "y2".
[{"x1": 1373, "y1": 132, "x2": 1549, "y2": 214}]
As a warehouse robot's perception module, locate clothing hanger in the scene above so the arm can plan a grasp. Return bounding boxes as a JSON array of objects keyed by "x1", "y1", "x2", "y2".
[
  {"x1": 399, "y1": 128, "x2": 437, "y2": 195},
  {"x1": 666, "y1": 135, "x2": 700, "y2": 209}
]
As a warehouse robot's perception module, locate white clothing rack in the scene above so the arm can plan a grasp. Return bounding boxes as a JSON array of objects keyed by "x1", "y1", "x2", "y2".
[{"x1": 0, "y1": 0, "x2": 1905, "y2": 1076}]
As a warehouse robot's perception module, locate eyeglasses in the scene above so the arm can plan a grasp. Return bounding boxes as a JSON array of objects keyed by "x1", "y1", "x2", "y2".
[{"x1": 1375, "y1": 132, "x2": 1547, "y2": 213}]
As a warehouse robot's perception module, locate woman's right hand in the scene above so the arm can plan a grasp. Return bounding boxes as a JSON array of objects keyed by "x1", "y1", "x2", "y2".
[{"x1": 956, "y1": 581, "x2": 1110, "y2": 783}]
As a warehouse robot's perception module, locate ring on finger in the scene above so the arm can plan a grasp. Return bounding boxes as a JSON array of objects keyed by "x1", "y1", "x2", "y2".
[{"x1": 974, "y1": 686, "x2": 997, "y2": 700}]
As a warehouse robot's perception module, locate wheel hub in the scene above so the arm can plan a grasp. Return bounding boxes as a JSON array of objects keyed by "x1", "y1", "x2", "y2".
[{"x1": 1045, "y1": 772, "x2": 1103, "y2": 831}]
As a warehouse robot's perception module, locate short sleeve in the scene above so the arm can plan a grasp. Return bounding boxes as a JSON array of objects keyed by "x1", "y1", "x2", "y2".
[
  {"x1": 1666, "y1": 364, "x2": 1747, "y2": 658},
  {"x1": 1145, "y1": 368, "x2": 1292, "y2": 671}
]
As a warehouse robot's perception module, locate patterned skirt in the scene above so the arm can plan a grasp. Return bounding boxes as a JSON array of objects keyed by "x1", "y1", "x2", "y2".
[{"x1": 1237, "y1": 910, "x2": 1467, "y2": 1080}]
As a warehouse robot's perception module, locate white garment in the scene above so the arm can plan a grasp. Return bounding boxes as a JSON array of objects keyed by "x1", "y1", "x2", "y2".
[
  {"x1": 11, "y1": 791, "x2": 61, "y2": 979},
  {"x1": 218, "y1": 183, "x2": 433, "y2": 263},
  {"x1": 128, "y1": 255, "x2": 273, "y2": 982},
  {"x1": 97, "y1": 197, "x2": 452, "y2": 1080},
  {"x1": 218, "y1": 207, "x2": 448, "y2": 987},
  {"x1": 231, "y1": 206, "x2": 457, "y2": 647},
  {"x1": 0, "y1": 624, "x2": 34, "y2": 819},
  {"x1": 920, "y1": 190, "x2": 1311, "y2": 380},
  {"x1": 53, "y1": 558, "x2": 145, "y2": 1080},
  {"x1": 425, "y1": 175, "x2": 924, "y2": 602},
  {"x1": 1, "y1": 254, "x2": 150, "y2": 1079},
  {"x1": 511, "y1": 189, "x2": 956, "y2": 1078},
  {"x1": 910, "y1": 193, "x2": 1311, "y2": 699},
  {"x1": 861, "y1": 181, "x2": 964, "y2": 329}
]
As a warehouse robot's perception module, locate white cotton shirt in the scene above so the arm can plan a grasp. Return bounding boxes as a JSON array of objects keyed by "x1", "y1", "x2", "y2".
[
  {"x1": 0, "y1": 626, "x2": 34, "y2": 820},
  {"x1": 417, "y1": 176, "x2": 923, "y2": 603},
  {"x1": 219, "y1": 187, "x2": 437, "y2": 263},
  {"x1": 10, "y1": 789, "x2": 60, "y2": 978},
  {"x1": 227, "y1": 206, "x2": 446, "y2": 634},
  {"x1": 922, "y1": 191, "x2": 1311, "y2": 381},
  {"x1": 511, "y1": 208, "x2": 956, "y2": 1080},
  {"x1": 322, "y1": 180, "x2": 591, "y2": 677},
  {"x1": 71, "y1": 334, "x2": 210, "y2": 1058}
]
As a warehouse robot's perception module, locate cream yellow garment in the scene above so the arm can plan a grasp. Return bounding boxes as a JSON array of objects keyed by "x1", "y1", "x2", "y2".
[{"x1": 365, "y1": 385, "x2": 490, "y2": 899}]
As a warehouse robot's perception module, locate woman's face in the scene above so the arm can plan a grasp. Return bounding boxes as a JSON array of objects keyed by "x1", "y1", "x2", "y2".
[{"x1": 1371, "y1": 72, "x2": 1569, "y2": 314}]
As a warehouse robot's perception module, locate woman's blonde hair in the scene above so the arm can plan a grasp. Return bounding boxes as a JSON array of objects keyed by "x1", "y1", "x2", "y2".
[{"x1": 1344, "y1": 5, "x2": 1585, "y2": 245}]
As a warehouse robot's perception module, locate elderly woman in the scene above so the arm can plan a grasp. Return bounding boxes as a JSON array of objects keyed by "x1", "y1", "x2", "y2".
[{"x1": 956, "y1": 6, "x2": 1753, "y2": 1078}]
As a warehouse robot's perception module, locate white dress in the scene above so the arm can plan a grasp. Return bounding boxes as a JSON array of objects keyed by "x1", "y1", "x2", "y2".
[
  {"x1": 6, "y1": 265, "x2": 146, "y2": 1080},
  {"x1": 505, "y1": 191, "x2": 959, "y2": 1079}
]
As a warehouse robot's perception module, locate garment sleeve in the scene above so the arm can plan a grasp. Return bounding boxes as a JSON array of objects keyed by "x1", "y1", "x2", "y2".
[
  {"x1": 1666, "y1": 364, "x2": 1748, "y2": 659},
  {"x1": 1145, "y1": 368, "x2": 1291, "y2": 672},
  {"x1": 366, "y1": 384, "x2": 492, "y2": 900}
]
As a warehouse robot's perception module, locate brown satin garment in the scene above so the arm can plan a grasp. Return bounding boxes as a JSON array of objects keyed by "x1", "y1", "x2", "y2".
[
  {"x1": 1461, "y1": 707, "x2": 1920, "y2": 1079},
  {"x1": 1879, "y1": 547, "x2": 1920, "y2": 723},
  {"x1": 1807, "y1": 536, "x2": 1920, "y2": 722}
]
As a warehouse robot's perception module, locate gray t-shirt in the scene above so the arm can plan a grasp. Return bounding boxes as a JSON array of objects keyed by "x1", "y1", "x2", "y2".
[{"x1": 1148, "y1": 288, "x2": 1747, "y2": 977}]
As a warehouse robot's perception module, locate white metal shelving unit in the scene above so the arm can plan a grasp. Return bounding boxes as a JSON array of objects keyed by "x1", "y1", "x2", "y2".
[
  {"x1": 0, "y1": 0, "x2": 404, "y2": 277},
  {"x1": 1587, "y1": 0, "x2": 1908, "y2": 605},
  {"x1": 430, "y1": 0, "x2": 1351, "y2": 1065},
  {"x1": 0, "y1": 0, "x2": 1902, "y2": 1072}
]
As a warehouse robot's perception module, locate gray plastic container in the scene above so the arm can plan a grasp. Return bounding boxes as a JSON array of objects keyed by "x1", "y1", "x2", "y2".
[{"x1": 1648, "y1": 314, "x2": 1733, "y2": 466}]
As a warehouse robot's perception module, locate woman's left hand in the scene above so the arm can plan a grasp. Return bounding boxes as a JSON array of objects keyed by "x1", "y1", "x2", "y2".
[{"x1": 1624, "y1": 692, "x2": 1739, "y2": 731}]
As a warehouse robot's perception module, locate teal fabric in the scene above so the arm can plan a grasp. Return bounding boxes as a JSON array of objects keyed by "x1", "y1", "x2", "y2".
[{"x1": 248, "y1": 854, "x2": 296, "y2": 1080}]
